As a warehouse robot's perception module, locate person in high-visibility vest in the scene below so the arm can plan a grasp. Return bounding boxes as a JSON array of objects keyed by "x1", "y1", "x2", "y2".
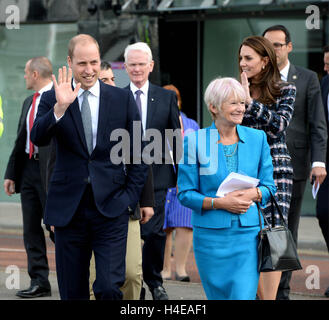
[{"x1": 0, "y1": 95, "x2": 3, "y2": 137}]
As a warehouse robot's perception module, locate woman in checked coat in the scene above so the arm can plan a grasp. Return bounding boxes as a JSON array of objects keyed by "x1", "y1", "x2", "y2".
[{"x1": 239, "y1": 36, "x2": 296, "y2": 300}]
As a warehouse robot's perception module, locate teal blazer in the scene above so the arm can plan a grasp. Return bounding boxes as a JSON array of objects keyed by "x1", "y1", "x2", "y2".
[{"x1": 177, "y1": 122, "x2": 276, "y2": 229}]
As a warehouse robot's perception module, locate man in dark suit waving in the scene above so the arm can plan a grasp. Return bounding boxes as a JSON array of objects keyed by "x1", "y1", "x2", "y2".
[
  {"x1": 124, "y1": 42, "x2": 181, "y2": 300},
  {"x1": 4, "y1": 56, "x2": 53, "y2": 298},
  {"x1": 31, "y1": 34, "x2": 149, "y2": 300},
  {"x1": 263, "y1": 25, "x2": 327, "y2": 300}
]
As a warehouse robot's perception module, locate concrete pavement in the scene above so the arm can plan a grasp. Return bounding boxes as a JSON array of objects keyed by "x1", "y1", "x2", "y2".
[
  {"x1": 0, "y1": 268, "x2": 208, "y2": 300},
  {"x1": 1, "y1": 202, "x2": 327, "y2": 251},
  {"x1": 0, "y1": 201, "x2": 328, "y2": 300}
]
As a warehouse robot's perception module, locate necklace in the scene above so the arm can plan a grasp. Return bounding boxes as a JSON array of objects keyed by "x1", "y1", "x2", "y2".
[{"x1": 223, "y1": 143, "x2": 238, "y2": 157}]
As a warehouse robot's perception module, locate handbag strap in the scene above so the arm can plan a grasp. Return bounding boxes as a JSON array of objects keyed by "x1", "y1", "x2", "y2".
[
  {"x1": 256, "y1": 202, "x2": 272, "y2": 231},
  {"x1": 262, "y1": 185, "x2": 288, "y2": 228},
  {"x1": 256, "y1": 186, "x2": 288, "y2": 231}
]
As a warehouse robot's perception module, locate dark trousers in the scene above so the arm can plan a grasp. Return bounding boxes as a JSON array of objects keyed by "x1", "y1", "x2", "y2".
[
  {"x1": 141, "y1": 189, "x2": 167, "y2": 290},
  {"x1": 277, "y1": 179, "x2": 306, "y2": 300},
  {"x1": 54, "y1": 185, "x2": 129, "y2": 300},
  {"x1": 316, "y1": 175, "x2": 329, "y2": 252},
  {"x1": 20, "y1": 157, "x2": 50, "y2": 289}
]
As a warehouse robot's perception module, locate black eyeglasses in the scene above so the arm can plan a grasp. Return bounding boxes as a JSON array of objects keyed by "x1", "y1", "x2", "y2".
[{"x1": 272, "y1": 42, "x2": 287, "y2": 50}]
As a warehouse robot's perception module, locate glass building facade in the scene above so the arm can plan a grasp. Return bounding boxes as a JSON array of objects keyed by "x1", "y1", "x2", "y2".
[{"x1": 0, "y1": 0, "x2": 328, "y2": 215}]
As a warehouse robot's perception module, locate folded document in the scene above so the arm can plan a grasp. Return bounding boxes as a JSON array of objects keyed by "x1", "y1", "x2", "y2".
[
  {"x1": 312, "y1": 181, "x2": 320, "y2": 199},
  {"x1": 216, "y1": 172, "x2": 259, "y2": 197}
]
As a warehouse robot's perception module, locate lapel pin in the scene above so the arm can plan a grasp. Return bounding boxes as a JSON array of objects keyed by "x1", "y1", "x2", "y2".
[
  {"x1": 292, "y1": 75, "x2": 297, "y2": 80},
  {"x1": 151, "y1": 98, "x2": 154, "y2": 102}
]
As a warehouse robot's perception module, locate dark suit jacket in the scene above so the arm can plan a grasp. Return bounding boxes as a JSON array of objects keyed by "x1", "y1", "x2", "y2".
[
  {"x1": 132, "y1": 166, "x2": 154, "y2": 219},
  {"x1": 127, "y1": 82, "x2": 182, "y2": 191},
  {"x1": 31, "y1": 80, "x2": 149, "y2": 227},
  {"x1": 316, "y1": 74, "x2": 329, "y2": 216},
  {"x1": 46, "y1": 138, "x2": 155, "y2": 221},
  {"x1": 286, "y1": 64, "x2": 327, "y2": 180},
  {"x1": 320, "y1": 74, "x2": 329, "y2": 165},
  {"x1": 4, "y1": 94, "x2": 50, "y2": 192}
]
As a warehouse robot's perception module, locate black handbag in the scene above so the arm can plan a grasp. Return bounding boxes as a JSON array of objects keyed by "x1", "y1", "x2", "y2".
[{"x1": 256, "y1": 187, "x2": 302, "y2": 273}]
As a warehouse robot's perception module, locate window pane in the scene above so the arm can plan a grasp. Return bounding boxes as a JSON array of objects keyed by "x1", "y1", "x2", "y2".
[{"x1": 0, "y1": 23, "x2": 77, "y2": 203}]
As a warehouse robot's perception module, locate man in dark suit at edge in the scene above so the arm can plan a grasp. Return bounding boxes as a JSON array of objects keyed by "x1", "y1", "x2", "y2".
[
  {"x1": 3, "y1": 56, "x2": 53, "y2": 298},
  {"x1": 263, "y1": 25, "x2": 327, "y2": 300},
  {"x1": 31, "y1": 34, "x2": 149, "y2": 300},
  {"x1": 124, "y1": 42, "x2": 181, "y2": 300},
  {"x1": 316, "y1": 45, "x2": 329, "y2": 298}
]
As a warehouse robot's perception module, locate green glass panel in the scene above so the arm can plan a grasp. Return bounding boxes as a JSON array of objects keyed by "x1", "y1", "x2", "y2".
[
  {"x1": 0, "y1": 23, "x2": 78, "y2": 203},
  {"x1": 173, "y1": 0, "x2": 206, "y2": 7}
]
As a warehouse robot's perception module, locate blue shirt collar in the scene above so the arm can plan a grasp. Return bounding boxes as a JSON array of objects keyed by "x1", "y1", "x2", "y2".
[{"x1": 209, "y1": 121, "x2": 245, "y2": 143}]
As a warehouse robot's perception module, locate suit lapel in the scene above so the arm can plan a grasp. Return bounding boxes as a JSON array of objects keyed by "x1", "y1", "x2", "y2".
[
  {"x1": 96, "y1": 82, "x2": 111, "y2": 150},
  {"x1": 18, "y1": 96, "x2": 33, "y2": 137},
  {"x1": 126, "y1": 82, "x2": 157, "y2": 129},
  {"x1": 236, "y1": 126, "x2": 248, "y2": 176},
  {"x1": 287, "y1": 64, "x2": 298, "y2": 83},
  {"x1": 324, "y1": 78, "x2": 329, "y2": 124},
  {"x1": 69, "y1": 81, "x2": 109, "y2": 155},
  {"x1": 206, "y1": 123, "x2": 227, "y2": 181},
  {"x1": 68, "y1": 97, "x2": 89, "y2": 153},
  {"x1": 146, "y1": 83, "x2": 157, "y2": 129},
  {"x1": 22, "y1": 96, "x2": 33, "y2": 119}
]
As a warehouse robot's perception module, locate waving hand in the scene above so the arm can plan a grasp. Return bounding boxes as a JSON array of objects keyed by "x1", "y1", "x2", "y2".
[
  {"x1": 240, "y1": 71, "x2": 252, "y2": 104},
  {"x1": 53, "y1": 66, "x2": 81, "y2": 118}
]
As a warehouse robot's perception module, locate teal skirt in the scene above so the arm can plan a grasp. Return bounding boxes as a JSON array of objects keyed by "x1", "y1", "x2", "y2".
[{"x1": 193, "y1": 217, "x2": 259, "y2": 300}]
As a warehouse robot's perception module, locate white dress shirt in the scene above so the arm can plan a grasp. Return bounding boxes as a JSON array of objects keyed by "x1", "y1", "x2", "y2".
[
  {"x1": 54, "y1": 80, "x2": 100, "y2": 150},
  {"x1": 25, "y1": 81, "x2": 53, "y2": 155},
  {"x1": 129, "y1": 81, "x2": 149, "y2": 132},
  {"x1": 280, "y1": 60, "x2": 290, "y2": 82},
  {"x1": 74, "y1": 80, "x2": 100, "y2": 150}
]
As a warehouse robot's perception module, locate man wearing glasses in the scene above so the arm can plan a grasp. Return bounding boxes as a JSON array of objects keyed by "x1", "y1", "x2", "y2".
[{"x1": 263, "y1": 25, "x2": 327, "y2": 300}]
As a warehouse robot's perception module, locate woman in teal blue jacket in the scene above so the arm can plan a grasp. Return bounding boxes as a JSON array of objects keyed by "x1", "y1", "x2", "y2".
[{"x1": 177, "y1": 77, "x2": 276, "y2": 300}]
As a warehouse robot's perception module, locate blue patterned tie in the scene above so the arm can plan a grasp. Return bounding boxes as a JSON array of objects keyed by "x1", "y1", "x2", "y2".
[
  {"x1": 135, "y1": 90, "x2": 142, "y2": 119},
  {"x1": 81, "y1": 90, "x2": 93, "y2": 155}
]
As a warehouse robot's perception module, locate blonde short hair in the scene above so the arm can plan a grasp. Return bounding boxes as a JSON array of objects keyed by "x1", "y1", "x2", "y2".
[{"x1": 204, "y1": 77, "x2": 246, "y2": 119}]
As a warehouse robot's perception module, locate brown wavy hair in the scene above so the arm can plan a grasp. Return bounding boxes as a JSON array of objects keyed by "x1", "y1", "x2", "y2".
[{"x1": 238, "y1": 36, "x2": 282, "y2": 105}]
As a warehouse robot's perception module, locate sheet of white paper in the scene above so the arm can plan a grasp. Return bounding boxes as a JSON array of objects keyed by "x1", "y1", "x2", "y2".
[
  {"x1": 216, "y1": 172, "x2": 259, "y2": 197},
  {"x1": 312, "y1": 182, "x2": 320, "y2": 199}
]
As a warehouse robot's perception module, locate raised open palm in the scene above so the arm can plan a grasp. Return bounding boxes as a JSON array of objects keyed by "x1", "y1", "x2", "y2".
[
  {"x1": 52, "y1": 66, "x2": 81, "y2": 109},
  {"x1": 240, "y1": 71, "x2": 252, "y2": 104}
]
